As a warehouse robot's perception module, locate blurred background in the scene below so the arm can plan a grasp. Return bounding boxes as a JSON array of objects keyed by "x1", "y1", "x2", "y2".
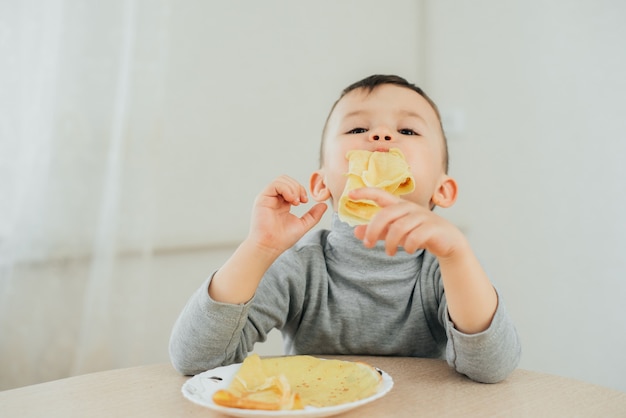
[{"x1": 1, "y1": 0, "x2": 624, "y2": 392}]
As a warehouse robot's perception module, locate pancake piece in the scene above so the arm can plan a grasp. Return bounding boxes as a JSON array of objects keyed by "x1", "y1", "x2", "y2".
[
  {"x1": 212, "y1": 354, "x2": 382, "y2": 410},
  {"x1": 338, "y1": 148, "x2": 415, "y2": 226}
]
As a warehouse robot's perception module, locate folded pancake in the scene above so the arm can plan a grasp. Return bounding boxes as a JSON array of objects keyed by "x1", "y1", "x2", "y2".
[
  {"x1": 212, "y1": 355, "x2": 302, "y2": 411},
  {"x1": 212, "y1": 354, "x2": 382, "y2": 411},
  {"x1": 338, "y1": 148, "x2": 415, "y2": 226}
]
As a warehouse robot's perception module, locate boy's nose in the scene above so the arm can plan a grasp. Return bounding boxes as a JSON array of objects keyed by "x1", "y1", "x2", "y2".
[{"x1": 370, "y1": 128, "x2": 393, "y2": 141}]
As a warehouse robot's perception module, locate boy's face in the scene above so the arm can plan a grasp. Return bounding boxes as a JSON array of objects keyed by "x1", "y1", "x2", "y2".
[{"x1": 313, "y1": 84, "x2": 451, "y2": 210}]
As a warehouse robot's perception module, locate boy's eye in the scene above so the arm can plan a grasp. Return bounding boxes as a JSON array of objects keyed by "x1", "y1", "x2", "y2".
[
  {"x1": 347, "y1": 128, "x2": 368, "y2": 134},
  {"x1": 399, "y1": 128, "x2": 419, "y2": 136}
]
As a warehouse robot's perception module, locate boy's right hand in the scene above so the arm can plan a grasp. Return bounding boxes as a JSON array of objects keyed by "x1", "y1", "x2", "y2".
[
  {"x1": 209, "y1": 176, "x2": 325, "y2": 305},
  {"x1": 248, "y1": 175, "x2": 327, "y2": 255}
]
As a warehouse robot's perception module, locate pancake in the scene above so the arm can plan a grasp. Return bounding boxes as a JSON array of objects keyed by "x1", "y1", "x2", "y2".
[
  {"x1": 338, "y1": 148, "x2": 415, "y2": 225},
  {"x1": 212, "y1": 354, "x2": 382, "y2": 411}
]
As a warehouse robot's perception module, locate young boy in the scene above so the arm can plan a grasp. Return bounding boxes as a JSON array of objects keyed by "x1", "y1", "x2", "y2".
[{"x1": 169, "y1": 74, "x2": 521, "y2": 383}]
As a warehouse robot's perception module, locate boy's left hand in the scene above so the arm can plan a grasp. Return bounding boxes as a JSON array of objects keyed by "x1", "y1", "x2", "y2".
[
  {"x1": 349, "y1": 187, "x2": 467, "y2": 258},
  {"x1": 350, "y1": 187, "x2": 498, "y2": 335}
]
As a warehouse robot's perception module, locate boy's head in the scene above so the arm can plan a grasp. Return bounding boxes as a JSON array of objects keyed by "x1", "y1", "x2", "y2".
[
  {"x1": 310, "y1": 74, "x2": 457, "y2": 212},
  {"x1": 319, "y1": 75, "x2": 449, "y2": 173}
]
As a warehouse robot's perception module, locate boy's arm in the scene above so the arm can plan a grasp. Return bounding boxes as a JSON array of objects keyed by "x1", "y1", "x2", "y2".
[
  {"x1": 441, "y1": 289, "x2": 521, "y2": 383},
  {"x1": 169, "y1": 274, "x2": 252, "y2": 374},
  {"x1": 169, "y1": 176, "x2": 326, "y2": 374},
  {"x1": 209, "y1": 175, "x2": 327, "y2": 304},
  {"x1": 435, "y1": 238, "x2": 497, "y2": 334},
  {"x1": 350, "y1": 187, "x2": 496, "y2": 334},
  {"x1": 350, "y1": 187, "x2": 520, "y2": 382}
]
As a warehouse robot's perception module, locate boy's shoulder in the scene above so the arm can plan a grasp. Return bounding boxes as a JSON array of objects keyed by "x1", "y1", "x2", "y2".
[{"x1": 268, "y1": 228, "x2": 330, "y2": 278}]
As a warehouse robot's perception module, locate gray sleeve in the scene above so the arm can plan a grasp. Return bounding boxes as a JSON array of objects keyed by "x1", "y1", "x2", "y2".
[
  {"x1": 168, "y1": 273, "x2": 254, "y2": 375},
  {"x1": 441, "y1": 292, "x2": 522, "y2": 383},
  {"x1": 168, "y1": 250, "x2": 303, "y2": 375}
]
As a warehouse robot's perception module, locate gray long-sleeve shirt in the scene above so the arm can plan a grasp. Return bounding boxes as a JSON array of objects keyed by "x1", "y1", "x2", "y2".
[{"x1": 169, "y1": 214, "x2": 521, "y2": 383}]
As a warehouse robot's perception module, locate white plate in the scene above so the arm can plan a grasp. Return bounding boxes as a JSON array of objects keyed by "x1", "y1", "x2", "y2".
[{"x1": 181, "y1": 359, "x2": 394, "y2": 418}]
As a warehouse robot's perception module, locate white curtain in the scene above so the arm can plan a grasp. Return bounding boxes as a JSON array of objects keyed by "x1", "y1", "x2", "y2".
[
  {"x1": 0, "y1": 0, "x2": 424, "y2": 390},
  {"x1": 0, "y1": 0, "x2": 170, "y2": 388}
]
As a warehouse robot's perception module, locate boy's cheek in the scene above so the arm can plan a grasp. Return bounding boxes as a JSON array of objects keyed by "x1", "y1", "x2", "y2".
[{"x1": 329, "y1": 177, "x2": 347, "y2": 202}]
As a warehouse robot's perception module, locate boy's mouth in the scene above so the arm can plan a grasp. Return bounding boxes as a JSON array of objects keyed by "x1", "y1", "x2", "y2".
[{"x1": 338, "y1": 148, "x2": 415, "y2": 226}]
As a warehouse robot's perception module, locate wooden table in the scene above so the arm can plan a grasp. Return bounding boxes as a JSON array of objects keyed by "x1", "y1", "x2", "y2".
[{"x1": 2, "y1": 356, "x2": 625, "y2": 417}]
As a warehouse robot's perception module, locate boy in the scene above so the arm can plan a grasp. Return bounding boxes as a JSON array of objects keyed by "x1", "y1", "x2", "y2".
[{"x1": 169, "y1": 74, "x2": 521, "y2": 383}]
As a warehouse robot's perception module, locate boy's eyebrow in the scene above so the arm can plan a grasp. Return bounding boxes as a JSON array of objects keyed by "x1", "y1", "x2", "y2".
[
  {"x1": 397, "y1": 110, "x2": 427, "y2": 123},
  {"x1": 341, "y1": 109, "x2": 427, "y2": 122},
  {"x1": 341, "y1": 110, "x2": 368, "y2": 120}
]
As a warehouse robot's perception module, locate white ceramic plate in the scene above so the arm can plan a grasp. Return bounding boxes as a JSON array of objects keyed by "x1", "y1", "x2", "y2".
[{"x1": 181, "y1": 359, "x2": 394, "y2": 418}]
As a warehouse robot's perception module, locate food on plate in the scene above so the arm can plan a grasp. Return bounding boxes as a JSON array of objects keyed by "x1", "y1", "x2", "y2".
[
  {"x1": 212, "y1": 354, "x2": 382, "y2": 411},
  {"x1": 338, "y1": 148, "x2": 415, "y2": 226}
]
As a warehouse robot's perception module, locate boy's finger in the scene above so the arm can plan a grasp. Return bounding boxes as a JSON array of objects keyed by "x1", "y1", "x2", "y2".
[
  {"x1": 300, "y1": 202, "x2": 327, "y2": 230},
  {"x1": 360, "y1": 201, "x2": 415, "y2": 247},
  {"x1": 272, "y1": 176, "x2": 305, "y2": 205},
  {"x1": 298, "y1": 184, "x2": 309, "y2": 204},
  {"x1": 348, "y1": 187, "x2": 399, "y2": 207}
]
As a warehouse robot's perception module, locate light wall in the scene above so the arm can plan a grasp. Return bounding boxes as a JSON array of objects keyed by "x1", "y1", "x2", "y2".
[
  {"x1": 424, "y1": 0, "x2": 626, "y2": 392},
  {"x1": 154, "y1": 0, "x2": 423, "y2": 248}
]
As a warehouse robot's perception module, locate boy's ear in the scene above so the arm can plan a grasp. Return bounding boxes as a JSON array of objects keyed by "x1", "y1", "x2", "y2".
[
  {"x1": 309, "y1": 170, "x2": 332, "y2": 202},
  {"x1": 431, "y1": 175, "x2": 458, "y2": 208}
]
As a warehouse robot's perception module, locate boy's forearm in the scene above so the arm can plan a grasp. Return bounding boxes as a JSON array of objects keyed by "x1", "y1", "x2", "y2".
[
  {"x1": 209, "y1": 239, "x2": 283, "y2": 304},
  {"x1": 438, "y1": 240, "x2": 498, "y2": 334}
]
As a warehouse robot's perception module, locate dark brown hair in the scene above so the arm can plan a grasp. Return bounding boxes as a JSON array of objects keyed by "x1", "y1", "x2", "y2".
[{"x1": 319, "y1": 74, "x2": 449, "y2": 173}]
